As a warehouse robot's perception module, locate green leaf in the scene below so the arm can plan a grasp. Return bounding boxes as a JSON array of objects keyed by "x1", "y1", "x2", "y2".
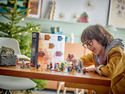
[
  {"x1": 13, "y1": 27, "x2": 29, "y2": 34},
  {"x1": 14, "y1": 0, "x2": 17, "y2": 14},
  {"x1": 16, "y1": 8, "x2": 20, "y2": 13},
  {"x1": 15, "y1": 26, "x2": 22, "y2": 28},
  {"x1": 2, "y1": 14, "x2": 9, "y2": 20},
  {"x1": 17, "y1": 7, "x2": 34, "y2": 14},
  {"x1": 0, "y1": 31, "x2": 9, "y2": 36},
  {"x1": 0, "y1": 4, "x2": 12, "y2": 13},
  {"x1": 14, "y1": 21, "x2": 20, "y2": 24},
  {"x1": 15, "y1": 17, "x2": 23, "y2": 22}
]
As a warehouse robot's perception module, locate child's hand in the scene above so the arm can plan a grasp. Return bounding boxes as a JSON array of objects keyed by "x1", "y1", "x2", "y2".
[
  {"x1": 66, "y1": 54, "x2": 78, "y2": 66},
  {"x1": 87, "y1": 67, "x2": 96, "y2": 72}
]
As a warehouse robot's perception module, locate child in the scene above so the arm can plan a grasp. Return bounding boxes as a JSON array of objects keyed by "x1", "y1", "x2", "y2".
[{"x1": 66, "y1": 24, "x2": 125, "y2": 94}]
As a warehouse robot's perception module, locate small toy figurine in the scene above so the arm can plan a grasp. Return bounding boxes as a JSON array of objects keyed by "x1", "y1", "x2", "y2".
[
  {"x1": 59, "y1": 62, "x2": 65, "y2": 72},
  {"x1": 57, "y1": 63, "x2": 60, "y2": 71},
  {"x1": 68, "y1": 66, "x2": 72, "y2": 73},
  {"x1": 72, "y1": 68, "x2": 76, "y2": 74},
  {"x1": 25, "y1": 63, "x2": 31, "y2": 68},
  {"x1": 20, "y1": 60, "x2": 25, "y2": 68},
  {"x1": 67, "y1": 54, "x2": 73, "y2": 59},
  {"x1": 54, "y1": 63, "x2": 57, "y2": 70},
  {"x1": 50, "y1": 62, "x2": 53, "y2": 70},
  {"x1": 77, "y1": 66, "x2": 82, "y2": 73},
  {"x1": 36, "y1": 64, "x2": 41, "y2": 71},
  {"x1": 83, "y1": 68, "x2": 89, "y2": 74},
  {"x1": 54, "y1": 63, "x2": 58, "y2": 71},
  {"x1": 46, "y1": 63, "x2": 51, "y2": 72},
  {"x1": 83, "y1": 68, "x2": 86, "y2": 74},
  {"x1": 47, "y1": 64, "x2": 50, "y2": 70}
]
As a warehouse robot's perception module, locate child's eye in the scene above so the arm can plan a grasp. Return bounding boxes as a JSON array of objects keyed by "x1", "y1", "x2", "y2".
[{"x1": 87, "y1": 40, "x2": 93, "y2": 46}]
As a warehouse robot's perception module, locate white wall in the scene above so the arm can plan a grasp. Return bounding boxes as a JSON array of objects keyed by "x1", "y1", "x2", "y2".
[{"x1": 42, "y1": 0, "x2": 109, "y2": 26}]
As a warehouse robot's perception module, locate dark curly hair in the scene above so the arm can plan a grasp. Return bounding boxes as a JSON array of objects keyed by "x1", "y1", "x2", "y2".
[{"x1": 81, "y1": 24, "x2": 114, "y2": 47}]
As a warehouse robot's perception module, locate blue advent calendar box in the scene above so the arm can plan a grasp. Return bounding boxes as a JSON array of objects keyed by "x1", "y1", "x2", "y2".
[{"x1": 30, "y1": 32, "x2": 65, "y2": 69}]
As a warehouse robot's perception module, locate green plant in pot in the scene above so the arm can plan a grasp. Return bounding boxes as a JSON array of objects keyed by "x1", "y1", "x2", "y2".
[{"x1": 0, "y1": 0, "x2": 47, "y2": 93}]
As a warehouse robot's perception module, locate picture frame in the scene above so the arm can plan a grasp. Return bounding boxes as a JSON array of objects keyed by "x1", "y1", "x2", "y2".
[
  {"x1": 0, "y1": 0, "x2": 30, "y2": 17},
  {"x1": 108, "y1": 0, "x2": 125, "y2": 28},
  {"x1": 28, "y1": 0, "x2": 43, "y2": 18}
]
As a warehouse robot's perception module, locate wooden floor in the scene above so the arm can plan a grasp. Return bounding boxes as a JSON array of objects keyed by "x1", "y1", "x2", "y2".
[
  {"x1": 11, "y1": 91, "x2": 74, "y2": 94},
  {"x1": 0, "y1": 91, "x2": 46, "y2": 94},
  {"x1": 0, "y1": 89, "x2": 75, "y2": 94}
]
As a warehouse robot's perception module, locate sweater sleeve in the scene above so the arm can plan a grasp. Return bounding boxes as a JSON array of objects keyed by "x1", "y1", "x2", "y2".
[
  {"x1": 100, "y1": 47, "x2": 125, "y2": 79},
  {"x1": 80, "y1": 53, "x2": 95, "y2": 67}
]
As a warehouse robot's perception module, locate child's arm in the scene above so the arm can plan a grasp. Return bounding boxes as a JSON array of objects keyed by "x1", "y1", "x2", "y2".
[
  {"x1": 66, "y1": 54, "x2": 83, "y2": 69},
  {"x1": 80, "y1": 53, "x2": 95, "y2": 67},
  {"x1": 97, "y1": 47, "x2": 125, "y2": 79},
  {"x1": 66, "y1": 53, "x2": 95, "y2": 69}
]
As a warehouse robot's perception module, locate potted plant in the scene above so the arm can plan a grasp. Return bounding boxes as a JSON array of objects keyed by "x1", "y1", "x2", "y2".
[{"x1": 0, "y1": 0, "x2": 47, "y2": 93}]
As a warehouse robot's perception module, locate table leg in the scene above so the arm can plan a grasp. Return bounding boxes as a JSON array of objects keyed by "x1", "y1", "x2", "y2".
[
  {"x1": 88, "y1": 90, "x2": 92, "y2": 94},
  {"x1": 56, "y1": 82, "x2": 64, "y2": 94},
  {"x1": 65, "y1": 82, "x2": 110, "y2": 94},
  {"x1": 63, "y1": 87, "x2": 67, "y2": 94}
]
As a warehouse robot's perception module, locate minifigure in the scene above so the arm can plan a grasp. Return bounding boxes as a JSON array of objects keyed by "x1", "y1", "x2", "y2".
[
  {"x1": 77, "y1": 66, "x2": 82, "y2": 73},
  {"x1": 36, "y1": 64, "x2": 41, "y2": 71},
  {"x1": 83, "y1": 68, "x2": 86, "y2": 74},
  {"x1": 82, "y1": 68, "x2": 89, "y2": 74},
  {"x1": 25, "y1": 63, "x2": 31, "y2": 68},
  {"x1": 50, "y1": 62, "x2": 53, "y2": 70},
  {"x1": 57, "y1": 63, "x2": 60, "y2": 71},
  {"x1": 20, "y1": 60, "x2": 25, "y2": 68},
  {"x1": 67, "y1": 54, "x2": 73, "y2": 59},
  {"x1": 72, "y1": 68, "x2": 76, "y2": 74},
  {"x1": 68, "y1": 66, "x2": 72, "y2": 73},
  {"x1": 46, "y1": 63, "x2": 51, "y2": 71},
  {"x1": 71, "y1": 64, "x2": 76, "y2": 74},
  {"x1": 59, "y1": 62, "x2": 65, "y2": 72},
  {"x1": 47, "y1": 64, "x2": 50, "y2": 70},
  {"x1": 54, "y1": 63, "x2": 58, "y2": 71}
]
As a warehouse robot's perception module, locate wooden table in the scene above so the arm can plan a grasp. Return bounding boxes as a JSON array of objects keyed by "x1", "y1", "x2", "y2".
[{"x1": 0, "y1": 65, "x2": 111, "y2": 94}]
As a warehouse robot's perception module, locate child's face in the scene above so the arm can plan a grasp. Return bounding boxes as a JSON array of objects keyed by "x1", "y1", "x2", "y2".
[{"x1": 84, "y1": 39, "x2": 105, "y2": 55}]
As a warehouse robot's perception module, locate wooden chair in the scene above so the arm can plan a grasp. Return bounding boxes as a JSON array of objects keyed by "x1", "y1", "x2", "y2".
[
  {"x1": 56, "y1": 82, "x2": 84, "y2": 94},
  {"x1": 56, "y1": 43, "x2": 85, "y2": 94}
]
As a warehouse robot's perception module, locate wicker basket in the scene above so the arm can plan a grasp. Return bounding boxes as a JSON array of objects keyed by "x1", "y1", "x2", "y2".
[{"x1": 0, "y1": 55, "x2": 17, "y2": 66}]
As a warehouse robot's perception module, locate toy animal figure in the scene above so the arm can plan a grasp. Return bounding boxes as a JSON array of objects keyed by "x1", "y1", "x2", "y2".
[
  {"x1": 83, "y1": 68, "x2": 89, "y2": 74},
  {"x1": 54, "y1": 63, "x2": 58, "y2": 71},
  {"x1": 50, "y1": 62, "x2": 53, "y2": 69},
  {"x1": 47, "y1": 64, "x2": 50, "y2": 70},
  {"x1": 59, "y1": 62, "x2": 65, "y2": 72},
  {"x1": 25, "y1": 63, "x2": 31, "y2": 68},
  {"x1": 68, "y1": 66, "x2": 72, "y2": 73},
  {"x1": 46, "y1": 64, "x2": 50, "y2": 72}
]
